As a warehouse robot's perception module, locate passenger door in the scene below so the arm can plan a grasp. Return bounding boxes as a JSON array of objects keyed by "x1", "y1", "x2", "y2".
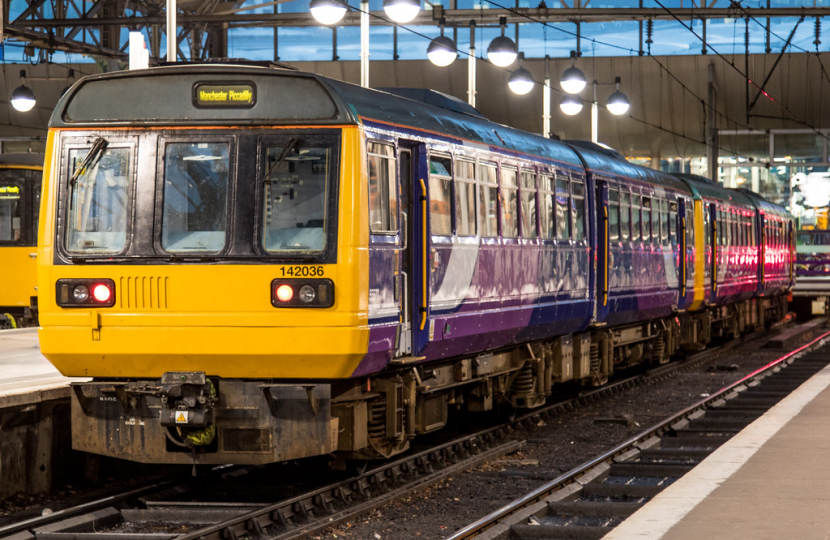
[
  {"x1": 396, "y1": 142, "x2": 430, "y2": 358},
  {"x1": 596, "y1": 179, "x2": 609, "y2": 321}
]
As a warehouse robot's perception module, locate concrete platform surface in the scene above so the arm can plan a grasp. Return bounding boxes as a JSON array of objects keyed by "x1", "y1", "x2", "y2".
[
  {"x1": 604, "y1": 352, "x2": 830, "y2": 540},
  {"x1": 0, "y1": 327, "x2": 88, "y2": 407}
]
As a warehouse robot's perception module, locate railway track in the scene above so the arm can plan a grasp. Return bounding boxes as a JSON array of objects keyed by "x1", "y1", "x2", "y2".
[
  {"x1": 446, "y1": 329, "x2": 830, "y2": 540},
  {"x1": 0, "y1": 324, "x2": 817, "y2": 540}
]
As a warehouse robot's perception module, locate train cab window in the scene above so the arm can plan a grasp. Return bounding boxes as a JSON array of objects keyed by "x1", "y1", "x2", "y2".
[
  {"x1": 479, "y1": 162, "x2": 499, "y2": 237},
  {"x1": 669, "y1": 201, "x2": 677, "y2": 246},
  {"x1": 555, "y1": 176, "x2": 570, "y2": 240},
  {"x1": 162, "y1": 142, "x2": 229, "y2": 254},
  {"x1": 520, "y1": 170, "x2": 538, "y2": 238},
  {"x1": 501, "y1": 166, "x2": 519, "y2": 238},
  {"x1": 0, "y1": 183, "x2": 22, "y2": 243},
  {"x1": 631, "y1": 194, "x2": 641, "y2": 242},
  {"x1": 260, "y1": 136, "x2": 336, "y2": 255},
  {"x1": 429, "y1": 155, "x2": 453, "y2": 236},
  {"x1": 642, "y1": 197, "x2": 652, "y2": 243},
  {"x1": 717, "y1": 210, "x2": 723, "y2": 246},
  {"x1": 66, "y1": 145, "x2": 131, "y2": 255},
  {"x1": 608, "y1": 188, "x2": 620, "y2": 242},
  {"x1": 367, "y1": 142, "x2": 398, "y2": 234},
  {"x1": 572, "y1": 180, "x2": 586, "y2": 241},
  {"x1": 660, "y1": 200, "x2": 669, "y2": 246},
  {"x1": 539, "y1": 174, "x2": 554, "y2": 239},
  {"x1": 620, "y1": 191, "x2": 630, "y2": 242},
  {"x1": 455, "y1": 159, "x2": 476, "y2": 236}
]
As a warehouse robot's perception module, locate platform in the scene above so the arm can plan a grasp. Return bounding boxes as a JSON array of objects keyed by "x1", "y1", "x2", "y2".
[
  {"x1": 605, "y1": 343, "x2": 830, "y2": 540},
  {"x1": 0, "y1": 328, "x2": 86, "y2": 407}
]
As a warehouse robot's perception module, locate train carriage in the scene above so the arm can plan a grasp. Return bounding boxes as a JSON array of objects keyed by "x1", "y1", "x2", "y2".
[
  {"x1": 0, "y1": 153, "x2": 44, "y2": 328},
  {"x1": 36, "y1": 62, "x2": 794, "y2": 466}
]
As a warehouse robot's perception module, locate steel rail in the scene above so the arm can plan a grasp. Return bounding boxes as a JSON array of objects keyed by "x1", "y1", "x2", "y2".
[{"x1": 445, "y1": 328, "x2": 830, "y2": 540}]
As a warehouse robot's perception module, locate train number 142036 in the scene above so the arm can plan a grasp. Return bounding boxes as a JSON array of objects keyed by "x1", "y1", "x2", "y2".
[{"x1": 279, "y1": 266, "x2": 325, "y2": 277}]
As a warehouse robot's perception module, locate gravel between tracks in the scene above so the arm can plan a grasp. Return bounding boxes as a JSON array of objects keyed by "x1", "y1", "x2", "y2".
[{"x1": 313, "y1": 330, "x2": 820, "y2": 540}]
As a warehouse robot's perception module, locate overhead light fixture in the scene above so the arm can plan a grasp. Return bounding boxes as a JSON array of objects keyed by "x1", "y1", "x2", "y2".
[
  {"x1": 606, "y1": 76, "x2": 630, "y2": 116},
  {"x1": 428, "y1": 36, "x2": 457, "y2": 67},
  {"x1": 383, "y1": 0, "x2": 420, "y2": 23},
  {"x1": 11, "y1": 70, "x2": 36, "y2": 113},
  {"x1": 428, "y1": 18, "x2": 457, "y2": 67},
  {"x1": 508, "y1": 60, "x2": 534, "y2": 95},
  {"x1": 310, "y1": 0, "x2": 347, "y2": 25},
  {"x1": 560, "y1": 50, "x2": 586, "y2": 94},
  {"x1": 560, "y1": 95, "x2": 583, "y2": 116},
  {"x1": 487, "y1": 17, "x2": 517, "y2": 68}
]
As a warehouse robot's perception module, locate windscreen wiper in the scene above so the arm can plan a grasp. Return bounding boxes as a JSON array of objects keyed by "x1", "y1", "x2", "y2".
[
  {"x1": 69, "y1": 137, "x2": 109, "y2": 187},
  {"x1": 264, "y1": 137, "x2": 301, "y2": 184}
]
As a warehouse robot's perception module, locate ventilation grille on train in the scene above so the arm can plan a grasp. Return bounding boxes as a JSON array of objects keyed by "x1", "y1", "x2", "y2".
[{"x1": 118, "y1": 276, "x2": 169, "y2": 310}]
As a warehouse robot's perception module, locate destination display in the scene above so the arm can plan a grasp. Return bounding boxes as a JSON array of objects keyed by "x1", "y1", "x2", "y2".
[{"x1": 193, "y1": 82, "x2": 256, "y2": 108}]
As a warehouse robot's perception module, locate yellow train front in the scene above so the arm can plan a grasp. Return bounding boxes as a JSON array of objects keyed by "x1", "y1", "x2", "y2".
[
  {"x1": 0, "y1": 153, "x2": 43, "y2": 328},
  {"x1": 39, "y1": 65, "x2": 373, "y2": 464}
]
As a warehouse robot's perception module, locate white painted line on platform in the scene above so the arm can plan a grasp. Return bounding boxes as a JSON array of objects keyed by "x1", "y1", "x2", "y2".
[{"x1": 602, "y1": 359, "x2": 830, "y2": 540}]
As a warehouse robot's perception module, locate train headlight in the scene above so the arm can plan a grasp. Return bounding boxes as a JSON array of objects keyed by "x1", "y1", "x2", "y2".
[
  {"x1": 299, "y1": 285, "x2": 316, "y2": 304},
  {"x1": 271, "y1": 279, "x2": 334, "y2": 308},
  {"x1": 56, "y1": 279, "x2": 116, "y2": 308},
  {"x1": 72, "y1": 285, "x2": 89, "y2": 302}
]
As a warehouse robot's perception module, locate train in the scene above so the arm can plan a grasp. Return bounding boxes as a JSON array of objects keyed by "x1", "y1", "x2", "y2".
[
  {"x1": 35, "y1": 61, "x2": 794, "y2": 466},
  {"x1": 793, "y1": 227, "x2": 830, "y2": 317},
  {"x1": 0, "y1": 153, "x2": 44, "y2": 328}
]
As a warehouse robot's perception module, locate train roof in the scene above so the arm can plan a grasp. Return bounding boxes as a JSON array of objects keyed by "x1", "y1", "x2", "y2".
[
  {"x1": 49, "y1": 63, "x2": 585, "y2": 170},
  {"x1": 566, "y1": 141, "x2": 692, "y2": 194},
  {"x1": 672, "y1": 173, "x2": 757, "y2": 210},
  {"x1": 736, "y1": 188, "x2": 792, "y2": 219}
]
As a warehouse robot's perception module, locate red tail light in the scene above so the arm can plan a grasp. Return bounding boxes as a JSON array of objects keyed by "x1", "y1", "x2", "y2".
[
  {"x1": 275, "y1": 284, "x2": 294, "y2": 302},
  {"x1": 92, "y1": 283, "x2": 113, "y2": 303}
]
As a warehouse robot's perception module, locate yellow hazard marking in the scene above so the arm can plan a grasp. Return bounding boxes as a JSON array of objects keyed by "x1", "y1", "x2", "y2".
[{"x1": 175, "y1": 412, "x2": 188, "y2": 423}]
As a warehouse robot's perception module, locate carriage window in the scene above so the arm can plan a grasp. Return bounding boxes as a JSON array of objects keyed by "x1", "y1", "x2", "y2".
[
  {"x1": 520, "y1": 170, "x2": 537, "y2": 238},
  {"x1": 261, "y1": 137, "x2": 335, "y2": 254},
  {"x1": 501, "y1": 167, "x2": 519, "y2": 238},
  {"x1": 717, "y1": 210, "x2": 723, "y2": 246},
  {"x1": 66, "y1": 145, "x2": 131, "y2": 254},
  {"x1": 661, "y1": 200, "x2": 669, "y2": 246},
  {"x1": 620, "y1": 191, "x2": 630, "y2": 241},
  {"x1": 0, "y1": 184, "x2": 22, "y2": 243},
  {"x1": 631, "y1": 194, "x2": 641, "y2": 242},
  {"x1": 726, "y1": 211, "x2": 733, "y2": 246},
  {"x1": 429, "y1": 155, "x2": 452, "y2": 236},
  {"x1": 608, "y1": 188, "x2": 620, "y2": 242},
  {"x1": 653, "y1": 199, "x2": 660, "y2": 245},
  {"x1": 685, "y1": 206, "x2": 694, "y2": 247},
  {"x1": 479, "y1": 162, "x2": 499, "y2": 237},
  {"x1": 642, "y1": 197, "x2": 652, "y2": 243},
  {"x1": 539, "y1": 174, "x2": 554, "y2": 239},
  {"x1": 669, "y1": 201, "x2": 677, "y2": 246},
  {"x1": 367, "y1": 142, "x2": 397, "y2": 234},
  {"x1": 455, "y1": 159, "x2": 476, "y2": 236},
  {"x1": 555, "y1": 177, "x2": 570, "y2": 240},
  {"x1": 572, "y1": 180, "x2": 586, "y2": 241}
]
